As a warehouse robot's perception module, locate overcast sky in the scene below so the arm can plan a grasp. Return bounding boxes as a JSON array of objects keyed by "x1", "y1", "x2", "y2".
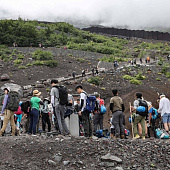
[{"x1": 0, "y1": 0, "x2": 170, "y2": 30}]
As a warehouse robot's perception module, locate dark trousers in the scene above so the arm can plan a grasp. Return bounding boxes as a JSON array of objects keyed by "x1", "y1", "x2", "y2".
[
  {"x1": 42, "y1": 113, "x2": 51, "y2": 132},
  {"x1": 112, "y1": 111, "x2": 124, "y2": 137},
  {"x1": 53, "y1": 107, "x2": 60, "y2": 132},
  {"x1": 29, "y1": 108, "x2": 39, "y2": 134},
  {"x1": 82, "y1": 110, "x2": 92, "y2": 137},
  {"x1": 93, "y1": 113, "x2": 103, "y2": 133}
]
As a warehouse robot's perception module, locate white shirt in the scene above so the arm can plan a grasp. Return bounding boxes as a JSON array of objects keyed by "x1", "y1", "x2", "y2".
[
  {"x1": 158, "y1": 97, "x2": 170, "y2": 116},
  {"x1": 80, "y1": 91, "x2": 87, "y2": 112}
]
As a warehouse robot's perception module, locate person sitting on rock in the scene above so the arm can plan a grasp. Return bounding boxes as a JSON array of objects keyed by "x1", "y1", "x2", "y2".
[{"x1": 110, "y1": 89, "x2": 125, "y2": 139}]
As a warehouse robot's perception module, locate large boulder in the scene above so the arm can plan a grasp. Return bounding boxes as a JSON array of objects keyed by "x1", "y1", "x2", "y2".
[
  {"x1": 1, "y1": 83, "x2": 23, "y2": 97},
  {"x1": 1, "y1": 74, "x2": 10, "y2": 81}
]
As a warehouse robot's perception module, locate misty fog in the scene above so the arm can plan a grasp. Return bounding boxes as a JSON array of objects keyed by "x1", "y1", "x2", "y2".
[{"x1": 0, "y1": 0, "x2": 170, "y2": 30}]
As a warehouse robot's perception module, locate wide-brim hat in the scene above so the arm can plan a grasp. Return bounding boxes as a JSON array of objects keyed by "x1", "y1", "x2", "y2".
[
  {"x1": 4, "y1": 87, "x2": 10, "y2": 92},
  {"x1": 33, "y1": 90, "x2": 41, "y2": 96},
  {"x1": 43, "y1": 98, "x2": 50, "y2": 104}
]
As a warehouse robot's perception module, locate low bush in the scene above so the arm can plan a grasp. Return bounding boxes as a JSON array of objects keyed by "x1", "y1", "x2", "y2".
[
  {"x1": 32, "y1": 50, "x2": 53, "y2": 60},
  {"x1": 44, "y1": 60, "x2": 58, "y2": 67},
  {"x1": 88, "y1": 76, "x2": 100, "y2": 86},
  {"x1": 33, "y1": 60, "x2": 44, "y2": 66},
  {"x1": 13, "y1": 59, "x2": 22, "y2": 65},
  {"x1": 18, "y1": 66, "x2": 27, "y2": 69},
  {"x1": 166, "y1": 72, "x2": 170, "y2": 78},
  {"x1": 17, "y1": 54, "x2": 24, "y2": 59},
  {"x1": 129, "y1": 78, "x2": 142, "y2": 85},
  {"x1": 123, "y1": 75, "x2": 133, "y2": 80},
  {"x1": 156, "y1": 78, "x2": 161, "y2": 81},
  {"x1": 136, "y1": 74, "x2": 146, "y2": 80}
]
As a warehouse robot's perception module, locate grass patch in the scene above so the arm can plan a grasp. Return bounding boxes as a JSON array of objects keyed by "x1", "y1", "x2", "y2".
[
  {"x1": 13, "y1": 59, "x2": 22, "y2": 65},
  {"x1": 123, "y1": 75, "x2": 133, "y2": 80},
  {"x1": 129, "y1": 78, "x2": 142, "y2": 85},
  {"x1": 156, "y1": 78, "x2": 161, "y2": 81},
  {"x1": 88, "y1": 76, "x2": 100, "y2": 86},
  {"x1": 18, "y1": 66, "x2": 27, "y2": 69}
]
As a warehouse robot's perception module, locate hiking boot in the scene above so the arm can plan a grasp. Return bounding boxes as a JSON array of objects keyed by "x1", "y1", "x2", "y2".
[
  {"x1": 145, "y1": 134, "x2": 149, "y2": 138},
  {"x1": 133, "y1": 134, "x2": 140, "y2": 139},
  {"x1": 142, "y1": 136, "x2": 145, "y2": 140},
  {"x1": 120, "y1": 135, "x2": 125, "y2": 139}
]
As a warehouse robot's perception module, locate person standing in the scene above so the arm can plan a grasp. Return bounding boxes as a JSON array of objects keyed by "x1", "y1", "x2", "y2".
[
  {"x1": 50, "y1": 80, "x2": 69, "y2": 135},
  {"x1": 158, "y1": 94, "x2": 170, "y2": 134},
  {"x1": 41, "y1": 98, "x2": 51, "y2": 132},
  {"x1": 110, "y1": 89, "x2": 125, "y2": 139},
  {"x1": 75, "y1": 85, "x2": 92, "y2": 137},
  {"x1": 131, "y1": 92, "x2": 146, "y2": 140},
  {"x1": 0, "y1": 87, "x2": 15, "y2": 136},
  {"x1": 29, "y1": 90, "x2": 43, "y2": 136},
  {"x1": 93, "y1": 92, "x2": 104, "y2": 135}
]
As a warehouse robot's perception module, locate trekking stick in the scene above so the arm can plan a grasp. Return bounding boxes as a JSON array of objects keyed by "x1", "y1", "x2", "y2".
[{"x1": 129, "y1": 102, "x2": 134, "y2": 139}]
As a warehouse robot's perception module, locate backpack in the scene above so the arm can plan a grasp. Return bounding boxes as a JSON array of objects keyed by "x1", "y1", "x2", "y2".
[
  {"x1": 155, "y1": 128, "x2": 170, "y2": 139},
  {"x1": 21, "y1": 101, "x2": 31, "y2": 113},
  {"x1": 151, "y1": 108, "x2": 158, "y2": 120},
  {"x1": 82, "y1": 92, "x2": 96, "y2": 113},
  {"x1": 7, "y1": 91, "x2": 20, "y2": 111},
  {"x1": 14, "y1": 106, "x2": 22, "y2": 115},
  {"x1": 99, "y1": 99, "x2": 106, "y2": 114},
  {"x1": 136, "y1": 99, "x2": 148, "y2": 116},
  {"x1": 54, "y1": 86, "x2": 68, "y2": 105}
]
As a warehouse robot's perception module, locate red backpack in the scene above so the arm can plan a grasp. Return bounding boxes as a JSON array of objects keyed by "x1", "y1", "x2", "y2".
[{"x1": 14, "y1": 106, "x2": 22, "y2": 115}]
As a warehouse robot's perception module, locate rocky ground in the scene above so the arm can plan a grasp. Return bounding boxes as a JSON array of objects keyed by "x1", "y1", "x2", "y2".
[
  {"x1": 0, "y1": 134, "x2": 169, "y2": 170},
  {"x1": 0, "y1": 45, "x2": 170, "y2": 169}
]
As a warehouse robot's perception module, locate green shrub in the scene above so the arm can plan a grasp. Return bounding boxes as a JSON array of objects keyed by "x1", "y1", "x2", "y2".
[
  {"x1": 18, "y1": 66, "x2": 27, "y2": 69},
  {"x1": 32, "y1": 50, "x2": 53, "y2": 60},
  {"x1": 44, "y1": 60, "x2": 58, "y2": 67},
  {"x1": 17, "y1": 54, "x2": 24, "y2": 59},
  {"x1": 13, "y1": 59, "x2": 22, "y2": 65},
  {"x1": 76, "y1": 58, "x2": 86, "y2": 62},
  {"x1": 26, "y1": 63, "x2": 33, "y2": 66},
  {"x1": 161, "y1": 65, "x2": 169, "y2": 74},
  {"x1": 88, "y1": 76, "x2": 100, "y2": 86},
  {"x1": 129, "y1": 78, "x2": 142, "y2": 85},
  {"x1": 33, "y1": 60, "x2": 44, "y2": 66},
  {"x1": 136, "y1": 74, "x2": 146, "y2": 80},
  {"x1": 156, "y1": 78, "x2": 161, "y2": 81},
  {"x1": 123, "y1": 75, "x2": 133, "y2": 80},
  {"x1": 166, "y1": 72, "x2": 170, "y2": 78}
]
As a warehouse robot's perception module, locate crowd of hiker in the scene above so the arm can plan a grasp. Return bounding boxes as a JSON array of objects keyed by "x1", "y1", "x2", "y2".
[{"x1": 0, "y1": 81, "x2": 170, "y2": 140}]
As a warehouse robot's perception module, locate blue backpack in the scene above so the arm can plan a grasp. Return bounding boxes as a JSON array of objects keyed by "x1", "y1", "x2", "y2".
[
  {"x1": 155, "y1": 128, "x2": 169, "y2": 139},
  {"x1": 82, "y1": 92, "x2": 96, "y2": 113},
  {"x1": 151, "y1": 108, "x2": 158, "y2": 120}
]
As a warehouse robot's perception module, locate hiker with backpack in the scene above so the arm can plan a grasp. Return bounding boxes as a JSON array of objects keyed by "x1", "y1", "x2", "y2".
[
  {"x1": 93, "y1": 92, "x2": 105, "y2": 135},
  {"x1": 75, "y1": 85, "x2": 93, "y2": 137},
  {"x1": 29, "y1": 90, "x2": 44, "y2": 136},
  {"x1": 110, "y1": 89, "x2": 125, "y2": 139},
  {"x1": 40, "y1": 98, "x2": 51, "y2": 132},
  {"x1": 158, "y1": 94, "x2": 170, "y2": 135},
  {"x1": 14, "y1": 102, "x2": 23, "y2": 133},
  {"x1": 50, "y1": 80, "x2": 69, "y2": 135},
  {"x1": 130, "y1": 92, "x2": 148, "y2": 140},
  {"x1": 0, "y1": 87, "x2": 18, "y2": 136}
]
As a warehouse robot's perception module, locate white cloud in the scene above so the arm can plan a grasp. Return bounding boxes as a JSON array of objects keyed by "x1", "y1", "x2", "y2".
[{"x1": 0, "y1": 0, "x2": 170, "y2": 29}]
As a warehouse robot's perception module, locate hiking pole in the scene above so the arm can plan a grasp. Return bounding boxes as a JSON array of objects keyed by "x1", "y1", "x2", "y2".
[{"x1": 129, "y1": 102, "x2": 134, "y2": 139}]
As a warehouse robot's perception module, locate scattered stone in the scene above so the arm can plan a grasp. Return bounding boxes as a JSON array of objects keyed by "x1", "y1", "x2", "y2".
[
  {"x1": 53, "y1": 155, "x2": 62, "y2": 163},
  {"x1": 63, "y1": 161, "x2": 70, "y2": 166},
  {"x1": 101, "y1": 153, "x2": 122, "y2": 163},
  {"x1": 114, "y1": 166, "x2": 124, "y2": 170},
  {"x1": 48, "y1": 160, "x2": 56, "y2": 166},
  {"x1": 1, "y1": 74, "x2": 10, "y2": 81}
]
